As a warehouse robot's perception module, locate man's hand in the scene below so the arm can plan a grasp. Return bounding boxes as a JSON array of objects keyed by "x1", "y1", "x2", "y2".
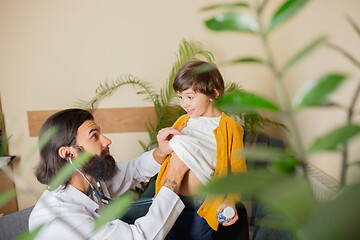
[
  {"x1": 153, "y1": 127, "x2": 182, "y2": 164},
  {"x1": 163, "y1": 153, "x2": 189, "y2": 193},
  {"x1": 217, "y1": 201, "x2": 239, "y2": 226}
]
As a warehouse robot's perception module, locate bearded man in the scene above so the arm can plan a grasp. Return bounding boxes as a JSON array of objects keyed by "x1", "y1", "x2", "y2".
[{"x1": 29, "y1": 108, "x2": 188, "y2": 239}]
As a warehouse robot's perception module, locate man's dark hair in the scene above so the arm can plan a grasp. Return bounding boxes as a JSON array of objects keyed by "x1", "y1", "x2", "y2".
[
  {"x1": 173, "y1": 61, "x2": 224, "y2": 99},
  {"x1": 35, "y1": 108, "x2": 94, "y2": 185}
]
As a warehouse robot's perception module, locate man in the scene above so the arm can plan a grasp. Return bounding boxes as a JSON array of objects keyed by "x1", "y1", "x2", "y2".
[{"x1": 28, "y1": 108, "x2": 188, "y2": 239}]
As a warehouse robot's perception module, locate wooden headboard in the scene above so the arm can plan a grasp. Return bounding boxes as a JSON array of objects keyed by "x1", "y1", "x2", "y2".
[{"x1": 27, "y1": 107, "x2": 157, "y2": 137}]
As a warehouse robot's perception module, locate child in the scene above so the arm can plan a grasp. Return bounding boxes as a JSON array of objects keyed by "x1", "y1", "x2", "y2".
[{"x1": 155, "y1": 61, "x2": 247, "y2": 239}]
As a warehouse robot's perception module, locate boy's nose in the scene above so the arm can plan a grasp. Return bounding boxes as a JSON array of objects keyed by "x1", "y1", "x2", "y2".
[{"x1": 181, "y1": 100, "x2": 189, "y2": 107}]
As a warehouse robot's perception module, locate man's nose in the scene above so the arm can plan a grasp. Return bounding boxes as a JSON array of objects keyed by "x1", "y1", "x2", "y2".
[{"x1": 101, "y1": 135, "x2": 112, "y2": 147}]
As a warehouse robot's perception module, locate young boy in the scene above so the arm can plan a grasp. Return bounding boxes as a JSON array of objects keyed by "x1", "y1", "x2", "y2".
[{"x1": 155, "y1": 61, "x2": 247, "y2": 239}]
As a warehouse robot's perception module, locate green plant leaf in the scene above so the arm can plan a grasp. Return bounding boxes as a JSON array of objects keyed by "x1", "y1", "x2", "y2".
[
  {"x1": 19, "y1": 127, "x2": 58, "y2": 170},
  {"x1": 202, "y1": 171, "x2": 316, "y2": 230},
  {"x1": 200, "y1": 170, "x2": 285, "y2": 197},
  {"x1": 200, "y1": 2, "x2": 249, "y2": 11},
  {"x1": 292, "y1": 73, "x2": 347, "y2": 110},
  {"x1": 15, "y1": 226, "x2": 42, "y2": 240},
  {"x1": 239, "y1": 147, "x2": 288, "y2": 162},
  {"x1": 281, "y1": 36, "x2": 327, "y2": 75},
  {"x1": 268, "y1": 0, "x2": 309, "y2": 33},
  {"x1": 260, "y1": 178, "x2": 316, "y2": 228},
  {"x1": 48, "y1": 152, "x2": 92, "y2": 191},
  {"x1": 205, "y1": 12, "x2": 258, "y2": 33},
  {"x1": 94, "y1": 194, "x2": 133, "y2": 231},
  {"x1": 0, "y1": 114, "x2": 11, "y2": 156},
  {"x1": 268, "y1": 156, "x2": 297, "y2": 174},
  {"x1": 0, "y1": 135, "x2": 9, "y2": 157},
  {"x1": 297, "y1": 183, "x2": 360, "y2": 240},
  {"x1": 215, "y1": 91, "x2": 279, "y2": 113},
  {"x1": 0, "y1": 189, "x2": 16, "y2": 208},
  {"x1": 231, "y1": 57, "x2": 265, "y2": 64},
  {"x1": 308, "y1": 124, "x2": 360, "y2": 152}
]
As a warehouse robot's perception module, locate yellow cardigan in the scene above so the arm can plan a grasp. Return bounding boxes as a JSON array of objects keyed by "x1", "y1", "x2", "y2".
[{"x1": 155, "y1": 112, "x2": 247, "y2": 230}]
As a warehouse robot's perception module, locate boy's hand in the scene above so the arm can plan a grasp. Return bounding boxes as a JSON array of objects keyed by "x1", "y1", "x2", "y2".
[{"x1": 217, "y1": 201, "x2": 239, "y2": 226}]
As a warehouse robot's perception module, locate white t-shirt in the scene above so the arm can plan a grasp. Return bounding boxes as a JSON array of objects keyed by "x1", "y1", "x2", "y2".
[{"x1": 169, "y1": 116, "x2": 220, "y2": 185}]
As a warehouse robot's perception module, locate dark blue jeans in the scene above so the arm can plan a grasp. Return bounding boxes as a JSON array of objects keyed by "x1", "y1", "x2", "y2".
[{"x1": 166, "y1": 195, "x2": 214, "y2": 240}]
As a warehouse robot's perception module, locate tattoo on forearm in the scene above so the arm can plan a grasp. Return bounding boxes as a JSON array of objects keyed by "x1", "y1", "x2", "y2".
[{"x1": 163, "y1": 178, "x2": 178, "y2": 193}]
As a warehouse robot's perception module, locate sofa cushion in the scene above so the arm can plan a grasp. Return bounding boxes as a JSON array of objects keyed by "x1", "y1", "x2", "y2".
[{"x1": 0, "y1": 206, "x2": 34, "y2": 240}]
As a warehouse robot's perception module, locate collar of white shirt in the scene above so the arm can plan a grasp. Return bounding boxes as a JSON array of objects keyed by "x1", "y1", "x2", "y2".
[{"x1": 57, "y1": 184, "x2": 100, "y2": 216}]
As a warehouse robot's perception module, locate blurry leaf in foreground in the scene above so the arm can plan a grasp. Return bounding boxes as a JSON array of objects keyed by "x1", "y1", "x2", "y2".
[
  {"x1": 308, "y1": 124, "x2": 360, "y2": 152},
  {"x1": 239, "y1": 147, "x2": 288, "y2": 162},
  {"x1": 0, "y1": 189, "x2": 16, "y2": 208},
  {"x1": 298, "y1": 183, "x2": 360, "y2": 240},
  {"x1": 216, "y1": 91, "x2": 279, "y2": 113},
  {"x1": 268, "y1": 156, "x2": 297, "y2": 174},
  {"x1": 15, "y1": 226, "x2": 42, "y2": 240},
  {"x1": 260, "y1": 178, "x2": 316, "y2": 229},
  {"x1": 20, "y1": 127, "x2": 58, "y2": 170},
  {"x1": 0, "y1": 115, "x2": 10, "y2": 156},
  {"x1": 292, "y1": 73, "x2": 347, "y2": 110},
  {"x1": 94, "y1": 194, "x2": 133, "y2": 231},
  {"x1": 200, "y1": 2, "x2": 249, "y2": 12},
  {"x1": 200, "y1": 170, "x2": 285, "y2": 198},
  {"x1": 268, "y1": 0, "x2": 309, "y2": 33},
  {"x1": 48, "y1": 151, "x2": 92, "y2": 191},
  {"x1": 231, "y1": 57, "x2": 265, "y2": 65},
  {"x1": 205, "y1": 12, "x2": 258, "y2": 33}
]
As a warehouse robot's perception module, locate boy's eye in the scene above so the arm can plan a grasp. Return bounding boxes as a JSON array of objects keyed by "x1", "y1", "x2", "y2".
[{"x1": 188, "y1": 96, "x2": 193, "y2": 100}]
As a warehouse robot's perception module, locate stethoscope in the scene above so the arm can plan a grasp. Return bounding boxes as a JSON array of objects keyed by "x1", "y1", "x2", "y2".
[{"x1": 68, "y1": 157, "x2": 153, "y2": 206}]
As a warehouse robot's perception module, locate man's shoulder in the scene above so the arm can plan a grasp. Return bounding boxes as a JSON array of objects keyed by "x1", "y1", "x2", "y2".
[
  {"x1": 30, "y1": 186, "x2": 96, "y2": 220},
  {"x1": 29, "y1": 187, "x2": 97, "y2": 233}
]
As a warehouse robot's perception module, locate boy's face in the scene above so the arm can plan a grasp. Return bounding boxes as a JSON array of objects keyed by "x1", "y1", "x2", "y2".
[{"x1": 178, "y1": 87, "x2": 219, "y2": 118}]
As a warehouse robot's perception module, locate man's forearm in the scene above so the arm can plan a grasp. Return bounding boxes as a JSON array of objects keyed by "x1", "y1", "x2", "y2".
[
  {"x1": 162, "y1": 162, "x2": 186, "y2": 193},
  {"x1": 153, "y1": 147, "x2": 168, "y2": 165},
  {"x1": 163, "y1": 178, "x2": 180, "y2": 193}
]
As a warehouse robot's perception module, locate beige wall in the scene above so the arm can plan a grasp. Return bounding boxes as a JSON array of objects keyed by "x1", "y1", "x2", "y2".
[{"x1": 0, "y1": 0, "x2": 359, "y2": 210}]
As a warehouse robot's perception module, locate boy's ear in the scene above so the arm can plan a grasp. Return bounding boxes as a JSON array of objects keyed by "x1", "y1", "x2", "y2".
[
  {"x1": 58, "y1": 146, "x2": 72, "y2": 160},
  {"x1": 214, "y1": 89, "x2": 220, "y2": 99}
]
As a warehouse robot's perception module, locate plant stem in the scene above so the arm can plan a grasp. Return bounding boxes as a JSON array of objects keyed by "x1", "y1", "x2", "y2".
[
  {"x1": 253, "y1": 2, "x2": 306, "y2": 166},
  {"x1": 326, "y1": 42, "x2": 360, "y2": 69},
  {"x1": 340, "y1": 79, "x2": 360, "y2": 186}
]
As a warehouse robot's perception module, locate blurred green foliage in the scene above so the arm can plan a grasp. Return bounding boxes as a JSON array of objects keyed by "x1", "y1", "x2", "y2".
[{"x1": 200, "y1": 0, "x2": 360, "y2": 239}]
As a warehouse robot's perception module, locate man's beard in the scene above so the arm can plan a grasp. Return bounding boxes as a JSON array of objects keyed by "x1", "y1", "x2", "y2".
[{"x1": 82, "y1": 147, "x2": 118, "y2": 182}]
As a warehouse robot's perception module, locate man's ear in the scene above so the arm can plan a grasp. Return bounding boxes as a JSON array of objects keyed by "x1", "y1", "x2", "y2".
[{"x1": 58, "y1": 146, "x2": 72, "y2": 160}]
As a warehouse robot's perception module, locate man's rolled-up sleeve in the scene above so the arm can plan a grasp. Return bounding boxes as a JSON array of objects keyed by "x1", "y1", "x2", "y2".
[
  {"x1": 91, "y1": 187, "x2": 184, "y2": 240},
  {"x1": 107, "y1": 149, "x2": 161, "y2": 196}
]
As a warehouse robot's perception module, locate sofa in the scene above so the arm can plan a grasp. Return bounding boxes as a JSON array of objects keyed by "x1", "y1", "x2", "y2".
[{"x1": 0, "y1": 205, "x2": 34, "y2": 240}]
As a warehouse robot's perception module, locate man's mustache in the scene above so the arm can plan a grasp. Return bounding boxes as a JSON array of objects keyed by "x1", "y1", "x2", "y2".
[{"x1": 100, "y1": 147, "x2": 110, "y2": 157}]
